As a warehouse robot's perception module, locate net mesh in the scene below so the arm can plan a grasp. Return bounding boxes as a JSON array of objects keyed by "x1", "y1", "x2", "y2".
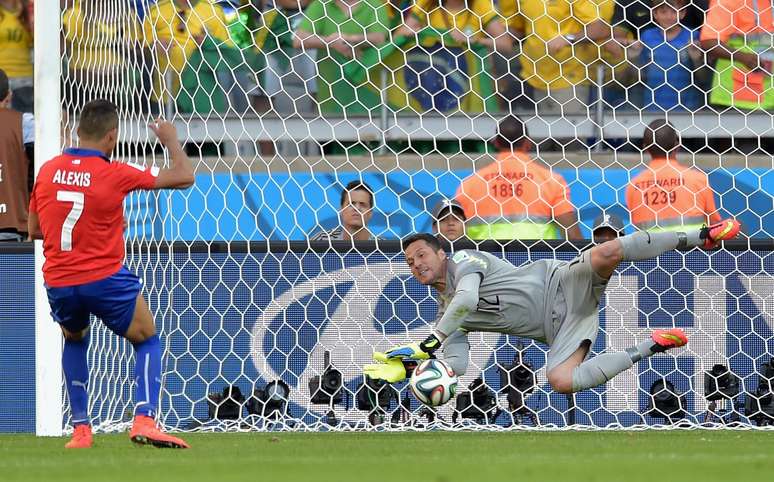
[{"x1": 52, "y1": 0, "x2": 774, "y2": 431}]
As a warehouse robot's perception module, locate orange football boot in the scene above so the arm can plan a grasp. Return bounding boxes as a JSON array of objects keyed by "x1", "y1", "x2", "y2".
[
  {"x1": 651, "y1": 328, "x2": 689, "y2": 352},
  {"x1": 65, "y1": 424, "x2": 93, "y2": 449},
  {"x1": 701, "y1": 219, "x2": 741, "y2": 250},
  {"x1": 129, "y1": 415, "x2": 189, "y2": 449}
]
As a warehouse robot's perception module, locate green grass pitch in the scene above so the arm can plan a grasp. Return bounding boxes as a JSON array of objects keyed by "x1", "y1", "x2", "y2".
[{"x1": 2, "y1": 431, "x2": 773, "y2": 482}]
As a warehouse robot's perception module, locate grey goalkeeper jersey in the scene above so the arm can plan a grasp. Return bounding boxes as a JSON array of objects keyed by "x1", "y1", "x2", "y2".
[{"x1": 435, "y1": 250, "x2": 561, "y2": 343}]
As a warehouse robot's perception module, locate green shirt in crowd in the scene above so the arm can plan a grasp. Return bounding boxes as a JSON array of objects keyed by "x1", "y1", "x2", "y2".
[{"x1": 296, "y1": 0, "x2": 391, "y2": 114}]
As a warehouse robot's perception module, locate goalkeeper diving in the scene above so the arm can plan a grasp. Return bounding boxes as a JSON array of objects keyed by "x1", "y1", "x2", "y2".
[{"x1": 364, "y1": 222, "x2": 741, "y2": 394}]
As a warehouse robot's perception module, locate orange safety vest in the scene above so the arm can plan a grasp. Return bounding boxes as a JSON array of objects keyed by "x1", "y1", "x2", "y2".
[
  {"x1": 455, "y1": 151, "x2": 575, "y2": 240},
  {"x1": 626, "y1": 158, "x2": 721, "y2": 231}
]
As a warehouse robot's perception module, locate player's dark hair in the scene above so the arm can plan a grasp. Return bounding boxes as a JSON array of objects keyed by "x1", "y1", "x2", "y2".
[
  {"x1": 78, "y1": 99, "x2": 119, "y2": 141},
  {"x1": 402, "y1": 233, "x2": 442, "y2": 252},
  {"x1": 496, "y1": 116, "x2": 529, "y2": 151},
  {"x1": 652, "y1": 0, "x2": 687, "y2": 8},
  {"x1": 643, "y1": 119, "x2": 680, "y2": 158},
  {"x1": 0, "y1": 69, "x2": 9, "y2": 102},
  {"x1": 340, "y1": 180, "x2": 374, "y2": 208}
]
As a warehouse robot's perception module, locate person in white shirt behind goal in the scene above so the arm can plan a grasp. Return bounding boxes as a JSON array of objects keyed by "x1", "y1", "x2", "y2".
[
  {"x1": 364, "y1": 220, "x2": 741, "y2": 395},
  {"x1": 310, "y1": 180, "x2": 376, "y2": 241}
]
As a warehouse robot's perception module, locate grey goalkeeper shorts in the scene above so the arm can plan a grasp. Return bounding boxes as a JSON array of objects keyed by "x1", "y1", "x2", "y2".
[{"x1": 544, "y1": 250, "x2": 608, "y2": 373}]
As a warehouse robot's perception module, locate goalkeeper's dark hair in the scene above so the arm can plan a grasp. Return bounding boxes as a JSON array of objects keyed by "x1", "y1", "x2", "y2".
[
  {"x1": 402, "y1": 233, "x2": 443, "y2": 252},
  {"x1": 651, "y1": 0, "x2": 687, "y2": 8},
  {"x1": 643, "y1": 119, "x2": 680, "y2": 159},
  {"x1": 78, "y1": 99, "x2": 119, "y2": 141},
  {"x1": 0, "y1": 69, "x2": 9, "y2": 101},
  {"x1": 340, "y1": 180, "x2": 374, "y2": 208},
  {"x1": 495, "y1": 116, "x2": 530, "y2": 151}
]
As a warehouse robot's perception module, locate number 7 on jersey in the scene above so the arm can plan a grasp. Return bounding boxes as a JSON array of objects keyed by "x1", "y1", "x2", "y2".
[{"x1": 57, "y1": 190, "x2": 84, "y2": 251}]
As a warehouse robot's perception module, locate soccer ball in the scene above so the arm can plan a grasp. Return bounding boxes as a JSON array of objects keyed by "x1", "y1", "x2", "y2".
[{"x1": 410, "y1": 359, "x2": 458, "y2": 407}]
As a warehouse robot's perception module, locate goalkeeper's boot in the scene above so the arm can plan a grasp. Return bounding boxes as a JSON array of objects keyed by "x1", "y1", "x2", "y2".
[
  {"x1": 650, "y1": 328, "x2": 688, "y2": 353},
  {"x1": 700, "y1": 219, "x2": 741, "y2": 250},
  {"x1": 65, "y1": 424, "x2": 93, "y2": 449},
  {"x1": 130, "y1": 415, "x2": 190, "y2": 449}
]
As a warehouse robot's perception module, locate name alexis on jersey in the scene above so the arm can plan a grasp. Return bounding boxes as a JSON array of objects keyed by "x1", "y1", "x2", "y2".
[{"x1": 52, "y1": 169, "x2": 91, "y2": 187}]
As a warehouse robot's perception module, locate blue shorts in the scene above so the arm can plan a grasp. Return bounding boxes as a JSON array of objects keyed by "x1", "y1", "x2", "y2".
[{"x1": 46, "y1": 267, "x2": 142, "y2": 336}]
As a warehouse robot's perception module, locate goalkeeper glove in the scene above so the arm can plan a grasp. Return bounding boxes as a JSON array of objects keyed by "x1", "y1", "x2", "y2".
[
  {"x1": 382, "y1": 333, "x2": 442, "y2": 360},
  {"x1": 363, "y1": 357, "x2": 408, "y2": 383}
]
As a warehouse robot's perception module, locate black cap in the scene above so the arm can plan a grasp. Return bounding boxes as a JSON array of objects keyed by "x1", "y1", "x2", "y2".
[
  {"x1": 432, "y1": 199, "x2": 466, "y2": 222},
  {"x1": 592, "y1": 213, "x2": 625, "y2": 235}
]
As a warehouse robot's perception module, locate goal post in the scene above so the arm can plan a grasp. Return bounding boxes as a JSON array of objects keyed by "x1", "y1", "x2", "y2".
[{"x1": 34, "y1": 0, "x2": 63, "y2": 437}]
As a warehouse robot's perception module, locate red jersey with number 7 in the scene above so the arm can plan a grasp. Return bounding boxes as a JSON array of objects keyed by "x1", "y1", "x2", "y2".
[{"x1": 29, "y1": 148, "x2": 158, "y2": 287}]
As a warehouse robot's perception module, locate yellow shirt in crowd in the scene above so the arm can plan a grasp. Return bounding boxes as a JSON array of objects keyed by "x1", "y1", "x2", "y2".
[
  {"x1": 502, "y1": 0, "x2": 614, "y2": 90},
  {"x1": 411, "y1": 0, "x2": 500, "y2": 39},
  {"x1": 142, "y1": 0, "x2": 229, "y2": 96},
  {"x1": 0, "y1": 5, "x2": 33, "y2": 78},
  {"x1": 63, "y1": 1, "x2": 141, "y2": 71}
]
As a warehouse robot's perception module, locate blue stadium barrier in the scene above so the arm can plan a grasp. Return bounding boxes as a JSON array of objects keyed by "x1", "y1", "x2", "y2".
[
  {"x1": 0, "y1": 246, "x2": 36, "y2": 433},
  {"x1": 128, "y1": 168, "x2": 774, "y2": 241}
]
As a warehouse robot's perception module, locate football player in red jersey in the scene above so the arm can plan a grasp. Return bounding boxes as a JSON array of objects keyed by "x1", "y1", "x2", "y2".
[{"x1": 28, "y1": 100, "x2": 194, "y2": 449}]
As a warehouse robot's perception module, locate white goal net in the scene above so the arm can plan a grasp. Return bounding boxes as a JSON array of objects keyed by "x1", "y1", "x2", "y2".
[{"x1": 51, "y1": 0, "x2": 774, "y2": 431}]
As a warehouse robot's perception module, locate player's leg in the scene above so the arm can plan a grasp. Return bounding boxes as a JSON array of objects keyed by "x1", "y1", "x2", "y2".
[
  {"x1": 86, "y1": 267, "x2": 188, "y2": 448},
  {"x1": 86, "y1": 269, "x2": 161, "y2": 418},
  {"x1": 46, "y1": 286, "x2": 93, "y2": 448},
  {"x1": 557, "y1": 221, "x2": 741, "y2": 391},
  {"x1": 588, "y1": 219, "x2": 742, "y2": 279},
  {"x1": 545, "y1": 252, "x2": 688, "y2": 393},
  {"x1": 61, "y1": 326, "x2": 91, "y2": 424},
  {"x1": 123, "y1": 294, "x2": 187, "y2": 448},
  {"x1": 547, "y1": 331, "x2": 687, "y2": 393},
  {"x1": 546, "y1": 341, "x2": 590, "y2": 394},
  {"x1": 123, "y1": 294, "x2": 162, "y2": 418}
]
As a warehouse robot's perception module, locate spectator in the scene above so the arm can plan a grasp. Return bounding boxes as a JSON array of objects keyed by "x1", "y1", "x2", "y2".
[
  {"x1": 142, "y1": 0, "x2": 230, "y2": 107},
  {"x1": 216, "y1": 0, "x2": 265, "y2": 115},
  {"x1": 455, "y1": 116, "x2": 583, "y2": 241},
  {"x1": 133, "y1": 0, "x2": 158, "y2": 21},
  {"x1": 431, "y1": 199, "x2": 467, "y2": 242},
  {"x1": 311, "y1": 181, "x2": 376, "y2": 241},
  {"x1": 0, "y1": 69, "x2": 34, "y2": 241},
  {"x1": 177, "y1": 2, "x2": 266, "y2": 116},
  {"x1": 592, "y1": 212, "x2": 625, "y2": 243},
  {"x1": 293, "y1": 0, "x2": 391, "y2": 115},
  {"x1": 395, "y1": 0, "x2": 509, "y2": 113},
  {"x1": 610, "y1": 0, "x2": 707, "y2": 37},
  {"x1": 700, "y1": 0, "x2": 774, "y2": 109},
  {"x1": 385, "y1": 0, "x2": 412, "y2": 28},
  {"x1": 626, "y1": 120, "x2": 722, "y2": 232},
  {"x1": 63, "y1": 0, "x2": 142, "y2": 113},
  {"x1": 628, "y1": 0, "x2": 705, "y2": 111},
  {"x1": 0, "y1": 0, "x2": 33, "y2": 113},
  {"x1": 262, "y1": 0, "x2": 319, "y2": 156},
  {"x1": 593, "y1": 26, "x2": 641, "y2": 111},
  {"x1": 502, "y1": 0, "x2": 614, "y2": 114}
]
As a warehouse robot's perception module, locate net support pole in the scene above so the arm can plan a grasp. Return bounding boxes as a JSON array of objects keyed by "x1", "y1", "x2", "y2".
[
  {"x1": 593, "y1": 64, "x2": 605, "y2": 153},
  {"x1": 34, "y1": 1, "x2": 63, "y2": 436},
  {"x1": 378, "y1": 68, "x2": 389, "y2": 155}
]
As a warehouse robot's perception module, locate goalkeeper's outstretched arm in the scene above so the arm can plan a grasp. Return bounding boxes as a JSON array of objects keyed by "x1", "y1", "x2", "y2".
[
  {"x1": 384, "y1": 273, "x2": 481, "y2": 360},
  {"x1": 434, "y1": 273, "x2": 480, "y2": 339},
  {"x1": 441, "y1": 329, "x2": 470, "y2": 376},
  {"x1": 364, "y1": 273, "x2": 480, "y2": 382}
]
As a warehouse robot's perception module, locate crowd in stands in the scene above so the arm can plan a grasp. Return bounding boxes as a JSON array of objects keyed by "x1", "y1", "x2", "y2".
[
  {"x1": 0, "y1": 1, "x2": 760, "y2": 242},
  {"x1": 3, "y1": 0, "x2": 773, "y2": 118},
  {"x1": 0, "y1": 0, "x2": 34, "y2": 113}
]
